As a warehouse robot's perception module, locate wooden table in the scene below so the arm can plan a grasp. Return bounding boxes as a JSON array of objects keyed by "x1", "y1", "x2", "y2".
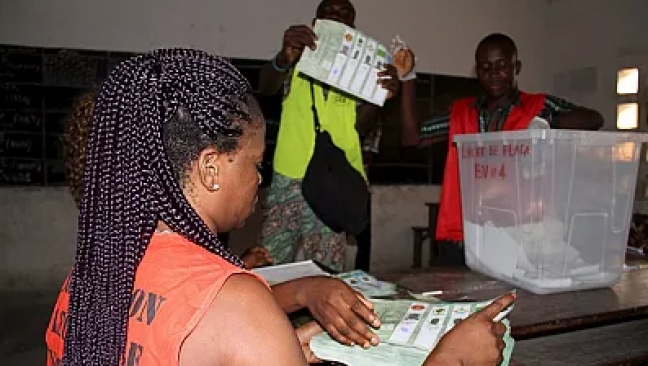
[
  {"x1": 513, "y1": 318, "x2": 648, "y2": 365},
  {"x1": 375, "y1": 267, "x2": 648, "y2": 365}
]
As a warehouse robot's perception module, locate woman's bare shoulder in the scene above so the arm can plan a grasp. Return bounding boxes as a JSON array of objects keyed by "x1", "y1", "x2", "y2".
[{"x1": 180, "y1": 273, "x2": 307, "y2": 366}]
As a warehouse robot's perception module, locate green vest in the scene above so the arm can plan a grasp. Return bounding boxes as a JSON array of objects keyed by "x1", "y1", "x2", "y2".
[{"x1": 273, "y1": 71, "x2": 365, "y2": 179}]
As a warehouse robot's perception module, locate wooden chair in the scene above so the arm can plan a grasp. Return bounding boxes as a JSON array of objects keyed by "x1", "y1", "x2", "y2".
[{"x1": 411, "y1": 202, "x2": 440, "y2": 268}]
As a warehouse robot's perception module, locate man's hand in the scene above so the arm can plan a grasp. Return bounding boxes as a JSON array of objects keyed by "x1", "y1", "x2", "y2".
[
  {"x1": 295, "y1": 321, "x2": 324, "y2": 364},
  {"x1": 241, "y1": 246, "x2": 273, "y2": 269},
  {"x1": 277, "y1": 25, "x2": 318, "y2": 68},
  {"x1": 299, "y1": 277, "x2": 381, "y2": 348},
  {"x1": 424, "y1": 292, "x2": 516, "y2": 366},
  {"x1": 378, "y1": 64, "x2": 400, "y2": 100}
]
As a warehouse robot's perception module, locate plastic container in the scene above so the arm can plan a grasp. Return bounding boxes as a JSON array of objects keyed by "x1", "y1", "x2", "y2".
[{"x1": 454, "y1": 130, "x2": 648, "y2": 294}]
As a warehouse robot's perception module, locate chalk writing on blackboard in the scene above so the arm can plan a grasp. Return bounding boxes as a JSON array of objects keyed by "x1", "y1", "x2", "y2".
[
  {"x1": 0, "y1": 132, "x2": 43, "y2": 159},
  {"x1": 0, "y1": 111, "x2": 43, "y2": 132},
  {"x1": 0, "y1": 52, "x2": 42, "y2": 83},
  {"x1": 0, "y1": 44, "x2": 282, "y2": 185},
  {"x1": 0, "y1": 83, "x2": 42, "y2": 109},
  {"x1": 43, "y1": 49, "x2": 102, "y2": 87},
  {"x1": 0, "y1": 158, "x2": 44, "y2": 185}
]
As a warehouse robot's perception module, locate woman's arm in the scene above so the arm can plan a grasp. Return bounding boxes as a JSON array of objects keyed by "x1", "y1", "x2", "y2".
[
  {"x1": 180, "y1": 273, "x2": 307, "y2": 365},
  {"x1": 272, "y1": 276, "x2": 381, "y2": 348}
]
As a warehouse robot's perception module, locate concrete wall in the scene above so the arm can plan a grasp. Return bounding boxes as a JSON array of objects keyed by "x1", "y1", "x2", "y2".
[
  {"x1": 370, "y1": 185, "x2": 441, "y2": 272},
  {"x1": 0, "y1": 184, "x2": 440, "y2": 289},
  {"x1": 0, "y1": 188, "x2": 77, "y2": 291}
]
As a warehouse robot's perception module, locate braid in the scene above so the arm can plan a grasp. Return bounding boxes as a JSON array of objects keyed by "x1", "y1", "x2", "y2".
[{"x1": 63, "y1": 48, "x2": 255, "y2": 365}]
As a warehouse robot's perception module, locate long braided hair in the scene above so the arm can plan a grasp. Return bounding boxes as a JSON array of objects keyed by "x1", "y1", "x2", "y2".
[{"x1": 63, "y1": 48, "x2": 258, "y2": 365}]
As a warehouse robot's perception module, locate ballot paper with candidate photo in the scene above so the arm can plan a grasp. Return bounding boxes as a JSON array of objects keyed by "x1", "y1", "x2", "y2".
[
  {"x1": 296, "y1": 19, "x2": 392, "y2": 106},
  {"x1": 311, "y1": 296, "x2": 515, "y2": 366}
]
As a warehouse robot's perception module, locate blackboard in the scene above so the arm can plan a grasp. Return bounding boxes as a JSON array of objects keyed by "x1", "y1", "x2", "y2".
[
  {"x1": 0, "y1": 45, "x2": 282, "y2": 187},
  {"x1": 1, "y1": 43, "x2": 478, "y2": 187},
  {"x1": 0, "y1": 44, "x2": 137, "y2": 186}
]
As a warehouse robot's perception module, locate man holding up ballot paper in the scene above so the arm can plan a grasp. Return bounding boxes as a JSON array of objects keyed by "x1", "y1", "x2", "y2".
[{"x1": 258, "y1": 0, "x2": 400, "y2": 272}]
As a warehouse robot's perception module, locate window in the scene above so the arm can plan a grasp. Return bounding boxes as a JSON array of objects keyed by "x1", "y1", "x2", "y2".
[
  {"x1": 617, "y1": 68, "x2": 639, "y2": 95},
  {"x1": 616, "y1": 67, "x2": 640, "y2": 130},
  {"x1": 617, "y1": 103, "x2": 639, "y2": 130}
]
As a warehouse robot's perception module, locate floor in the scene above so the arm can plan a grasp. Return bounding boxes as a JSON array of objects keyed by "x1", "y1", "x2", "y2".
[{"x1": 0, "y1": 291, "x2": 55, "y2": 365}]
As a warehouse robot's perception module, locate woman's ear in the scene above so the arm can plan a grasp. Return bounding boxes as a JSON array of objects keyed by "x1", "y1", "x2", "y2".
[{"x1": 197, "y1": 147, "x2": 222, "y2": 192}]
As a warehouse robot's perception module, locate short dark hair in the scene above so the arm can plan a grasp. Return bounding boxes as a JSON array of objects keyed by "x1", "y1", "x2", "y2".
[
  {"x1": 316, "y1": 0, "x2": 356, "y2": 19},
  {"x1": 475, "y1": 33, "x2": 518, "y2": 58}
]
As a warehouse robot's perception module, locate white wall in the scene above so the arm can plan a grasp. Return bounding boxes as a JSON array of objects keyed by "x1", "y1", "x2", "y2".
[
  {"x1": 0, "y1": 0, "x2": 551, "y2": 90},
  {"x1": 545, "y1": 0, "x2": 648, "y2": 130}
]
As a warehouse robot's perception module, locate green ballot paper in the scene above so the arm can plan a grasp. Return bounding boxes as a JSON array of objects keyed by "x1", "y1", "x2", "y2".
[{"x1": 311, "y1": 295, "x2": 515, "y2": 366}]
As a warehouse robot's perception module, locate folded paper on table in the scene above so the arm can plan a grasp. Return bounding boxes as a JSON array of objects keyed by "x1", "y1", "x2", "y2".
[
  {"x1": 297, "y1": 19, "x2": 392, "y2": 106},
  {"x1": 252, "y1": 260, "x2": 330, "y2": 285}
]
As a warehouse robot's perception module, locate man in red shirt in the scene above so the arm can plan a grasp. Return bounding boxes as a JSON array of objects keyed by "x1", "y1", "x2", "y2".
[{"x1": 399, "y1": 33, "x2": 604, "y2": 265}]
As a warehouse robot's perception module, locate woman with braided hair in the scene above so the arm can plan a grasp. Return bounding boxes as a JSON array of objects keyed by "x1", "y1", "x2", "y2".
[
  {"x1": 61, "y1": 87, "x2": 273, "y2": 269},
  {"x1": 56, "y1": 84, "x2": 384, "y2": 352},
  {"x1": 45, "y1": 48, "x2": 514, "y2": 366}
]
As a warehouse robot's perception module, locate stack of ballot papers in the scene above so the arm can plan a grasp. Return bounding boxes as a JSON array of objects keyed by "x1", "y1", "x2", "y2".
[
  {"x1": 337, "y1": 270, "x2": 398, "y2": 298},
  {"x1": 252, "y1": 260, "x2": 330, "y2": 285},
  {"x1": 253, "y1": 261, "x2": 398, "y2": 298},
  {"x1": 311, "y1": 296, "x2": 515, "y2": 366}
]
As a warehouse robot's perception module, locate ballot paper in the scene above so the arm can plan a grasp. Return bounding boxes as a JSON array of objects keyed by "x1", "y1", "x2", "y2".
[
  {"x1": 336, "y1": 270, "x2": 398, "y2": 298},
  {"x1": 311, "y1": 296, "x2": 515, "y2": 366},
  {"x1": 252, "y1": 260, "x2": 330, "y2": 285},
  {"x1": 296, "y1": 19, "x2": 392, "y2": 106}
]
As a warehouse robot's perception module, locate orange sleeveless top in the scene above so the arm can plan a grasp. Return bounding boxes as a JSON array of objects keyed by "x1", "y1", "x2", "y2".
[
  {"x1": 45, "y1": 232, "x2": 268, "y2": 366},
  {"x1": 436, "y1": 92, "x2": 546, "y2": 242}
]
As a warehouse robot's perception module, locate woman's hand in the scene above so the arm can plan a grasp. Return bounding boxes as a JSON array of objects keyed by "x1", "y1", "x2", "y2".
[
  {"x1": 298, "y1": 277, "x2": 381, "y2": 348},
  {"x1": 241, "y1": 246, "x2": 273, "y2": 269},
  {"x1": 295, "y1": 321, "x2": 325, "y2": 364},
  {"x1": 424, "y1": 292, "x2": 515, "y2": 366}
]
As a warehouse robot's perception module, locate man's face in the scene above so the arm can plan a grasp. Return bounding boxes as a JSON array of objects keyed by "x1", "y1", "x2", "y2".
[
  {"x1": 475, "y1": 44, "x2": 520, "y2": 99},
  {"x1": 315, "y1": 0, "x2": 355, "y2": 27}
]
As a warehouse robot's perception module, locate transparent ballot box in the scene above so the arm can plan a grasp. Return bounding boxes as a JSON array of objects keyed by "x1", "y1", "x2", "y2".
[{"x1": 454, "y1": 130, "x2": 648, "y2": 294}]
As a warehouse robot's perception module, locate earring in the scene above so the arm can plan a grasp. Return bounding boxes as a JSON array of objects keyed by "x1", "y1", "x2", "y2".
[{"x1": 212, "y1": 183, "x2": 220, "y2": 191}]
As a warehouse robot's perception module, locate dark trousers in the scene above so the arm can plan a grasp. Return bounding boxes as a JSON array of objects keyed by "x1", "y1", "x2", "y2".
[
  {"x1": 434, "y1": 240, "x2": 467, "y2": 267},
  {"x1": 354, "y1": 197, "x2": 372, "y2": 271}
]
